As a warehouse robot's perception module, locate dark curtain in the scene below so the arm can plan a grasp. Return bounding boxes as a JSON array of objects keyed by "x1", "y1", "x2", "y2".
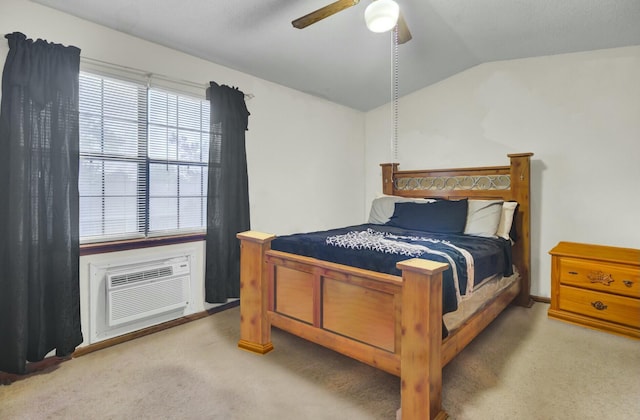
[
  {"x1": 0, "y1": 32, "x2": 82, "y2": 374},
  {"x1": 204, "y1": 82, "x2": 251, "y2": 303}
]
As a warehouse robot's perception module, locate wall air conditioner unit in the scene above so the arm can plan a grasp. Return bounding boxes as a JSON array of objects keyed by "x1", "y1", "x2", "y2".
[{"x1": 106, "y1": 257, "x2": 190, "y2": 327}]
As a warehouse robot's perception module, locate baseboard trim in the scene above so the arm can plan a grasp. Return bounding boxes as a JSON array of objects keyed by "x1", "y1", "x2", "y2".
[
  {"x1": 530, "y1": 295, "x2": 550, "y2": 304},
  {"x1": 73, "y1": 300, "x2": 239, "y2": 358}
]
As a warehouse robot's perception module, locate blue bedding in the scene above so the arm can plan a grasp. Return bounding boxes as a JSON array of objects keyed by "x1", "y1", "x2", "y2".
[{"x1": 270, "y1": 224, "x2": 513, "y2": 318}]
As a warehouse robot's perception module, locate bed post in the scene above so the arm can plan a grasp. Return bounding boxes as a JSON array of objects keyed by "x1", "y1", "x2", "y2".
[
  {"x1": 237, "y1": 231, "x2": 276, "y2": 354},
  {"x1": 508, "y1": 153, "x2": 534, "y2": 307},
  {"x1": 381, "y1": 163, "x2": 399, "y2": 195},
  {"x1": 397, "y1": 258, "x2": 449, "y2": 420}
]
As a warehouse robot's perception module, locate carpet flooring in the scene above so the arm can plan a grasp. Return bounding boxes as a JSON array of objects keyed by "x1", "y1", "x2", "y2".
[{"x1": 1, "y1": 302, "x2": 639, "y2": 419}]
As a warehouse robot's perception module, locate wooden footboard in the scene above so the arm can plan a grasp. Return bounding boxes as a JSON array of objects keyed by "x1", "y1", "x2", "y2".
[
  {"x1": 237, "y1": 230, "x2": 450, "y2": 419},
  {"x1": 237, "y1": 153, "x2": 532, "y2": 420}
]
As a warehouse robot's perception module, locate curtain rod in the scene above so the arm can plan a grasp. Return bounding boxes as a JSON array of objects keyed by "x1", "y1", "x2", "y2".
[{"x1": 80, "y1": 56, "x2": 255, "y2": 100}]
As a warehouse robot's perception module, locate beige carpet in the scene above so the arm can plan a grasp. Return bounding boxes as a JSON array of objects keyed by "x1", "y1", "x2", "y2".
[{"x1": 1, "y1": 303, "x2": 639, "y2": 420}]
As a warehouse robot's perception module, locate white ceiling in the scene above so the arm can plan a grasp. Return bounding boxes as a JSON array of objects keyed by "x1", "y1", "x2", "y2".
[{"x1": 33, "y1": 0, "x2": 640, "y2": 111}]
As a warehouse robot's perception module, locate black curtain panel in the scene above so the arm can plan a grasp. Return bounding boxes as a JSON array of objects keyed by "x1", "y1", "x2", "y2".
[
  {"x1": 0, "y1": 32, "x2": 83, "y2": 374},
  {"x1": 204, "y1": 82, "x2": 250, "y2": 303}
]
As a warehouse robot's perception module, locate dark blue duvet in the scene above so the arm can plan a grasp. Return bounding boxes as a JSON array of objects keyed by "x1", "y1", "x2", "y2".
[{"x1": 271, "y1": 224, "x2": 513, "y2": 320}]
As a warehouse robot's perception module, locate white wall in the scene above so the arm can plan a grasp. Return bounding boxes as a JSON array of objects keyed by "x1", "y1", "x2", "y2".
[
  {"x1": 365, "y1": 46, "x2": 640, "y2": 298},
  {"x1": 1, "y1": 0, "x2": 366, "y2": 346},
  {"x1": 3, "y1": 0, "x2": 638, "y2": 334}
]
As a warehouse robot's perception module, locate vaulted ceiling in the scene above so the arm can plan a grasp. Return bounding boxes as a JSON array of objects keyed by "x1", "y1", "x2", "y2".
[{"x1": 34, "y1": 0, "x2": 640, "y2": 111}]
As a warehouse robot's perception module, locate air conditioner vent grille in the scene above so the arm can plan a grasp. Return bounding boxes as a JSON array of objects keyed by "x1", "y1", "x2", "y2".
[{"x1": 109, "y1": 266, "x2": 174, "y2": 288}]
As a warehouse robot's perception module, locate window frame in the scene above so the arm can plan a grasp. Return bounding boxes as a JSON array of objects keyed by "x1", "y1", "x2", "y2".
[{"x1": 78, "y1": 69, "x2": 211, "y2": 247}]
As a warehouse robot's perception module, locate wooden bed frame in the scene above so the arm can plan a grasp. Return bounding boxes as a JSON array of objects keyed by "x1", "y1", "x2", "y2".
[{"x1": 237, "y1": 153, "x2": 533, "y2": 419}]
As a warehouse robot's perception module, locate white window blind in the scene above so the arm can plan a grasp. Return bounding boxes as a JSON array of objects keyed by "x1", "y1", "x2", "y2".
[{"x1": 79, "y1": 72, "x2": 210, "y2": 243}]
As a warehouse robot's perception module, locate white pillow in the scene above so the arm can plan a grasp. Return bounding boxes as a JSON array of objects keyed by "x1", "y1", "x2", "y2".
[
  {"x1": 464, "y1": 200, "x2": 503, "y2": 238},
  {"x1": 368, "y1": 195, "x2": 436, "y2": 224},
  {"x1": 496, "y1": 201, "x2": 518, "y2": 240}
]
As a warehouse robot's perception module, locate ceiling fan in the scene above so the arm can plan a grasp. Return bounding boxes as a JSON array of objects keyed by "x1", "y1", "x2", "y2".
[{"x1": 292, "y1": 0, "x2": 412, "y2": 44}]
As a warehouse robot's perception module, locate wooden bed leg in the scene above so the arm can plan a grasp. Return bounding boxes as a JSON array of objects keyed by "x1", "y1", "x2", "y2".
[
  {"x1": 236, "y1": 231, "x2": 276, "y2": 355},
  {"x1": 397, "y1": 258, "x2": 449, "y2": 420}
]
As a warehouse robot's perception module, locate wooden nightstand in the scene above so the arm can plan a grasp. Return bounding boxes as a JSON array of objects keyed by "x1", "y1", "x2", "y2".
[{"x1": 548, "y1": 242, "x2": 640, "y2": 339}]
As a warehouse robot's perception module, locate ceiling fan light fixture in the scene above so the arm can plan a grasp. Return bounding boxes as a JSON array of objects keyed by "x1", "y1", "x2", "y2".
[{"x1": 364, "y1": 0, "x2": 400, "y2": 33}]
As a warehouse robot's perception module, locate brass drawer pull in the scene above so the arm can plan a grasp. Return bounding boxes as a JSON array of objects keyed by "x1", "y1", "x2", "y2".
[
  {"x1": 568, "y1": 271, "x2": 578, "y2": 275},
  {"x1": 588, "y1": 271, "x2": 614, "y2": 286},
  {"x1": 591, "y1": 301, "x2": 608, "y2": 311},
  {"x1": 623, "y1": 280, "x2": 633, "y2": 288}
]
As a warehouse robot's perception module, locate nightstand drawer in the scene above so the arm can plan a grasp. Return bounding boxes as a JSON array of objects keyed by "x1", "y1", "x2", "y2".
[
  {"x1": 558, "y1": 285, "x2": 640, "y2": 329},
  {"x1": 559, "y1": 258, "x2": 640, "y2": 298}
]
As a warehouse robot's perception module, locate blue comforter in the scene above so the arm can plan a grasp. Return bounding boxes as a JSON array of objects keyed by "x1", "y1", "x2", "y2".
[{"x1": 270, "y1": 224, "x2": 513, "y2": 318}]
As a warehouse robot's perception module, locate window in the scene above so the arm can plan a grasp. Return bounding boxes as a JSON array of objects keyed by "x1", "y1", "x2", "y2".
[{"x1": 79, "y1": 72, "x2": 210, "y2": 243}]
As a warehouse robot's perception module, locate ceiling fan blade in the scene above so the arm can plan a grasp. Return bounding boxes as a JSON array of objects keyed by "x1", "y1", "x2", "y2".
[
  {"x1": 397, "y1": 11, "x2": 412, "y2": 44},
  {"x1": 292, "y1": 0, "x2": 360, "y2": 29}
]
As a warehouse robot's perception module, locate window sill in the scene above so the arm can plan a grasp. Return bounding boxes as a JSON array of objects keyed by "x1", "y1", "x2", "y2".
[{"x1": 80, "y1": 233, "x2": 206, "y2": 256}]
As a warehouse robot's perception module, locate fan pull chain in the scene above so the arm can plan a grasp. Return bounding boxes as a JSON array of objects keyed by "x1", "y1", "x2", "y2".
[{"x1": 391, "y1": 25, "x2": 399, "y2": 163}]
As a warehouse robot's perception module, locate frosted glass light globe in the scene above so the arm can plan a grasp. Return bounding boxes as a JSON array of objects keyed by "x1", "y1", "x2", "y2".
[{"x1": 364, "y1": 0, "x2": 400, "y2": 33}]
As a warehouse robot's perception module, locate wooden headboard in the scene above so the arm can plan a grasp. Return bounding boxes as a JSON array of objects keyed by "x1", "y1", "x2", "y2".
[{"x1": 380, "y1": 152, "x2": 533, "y2": 307}]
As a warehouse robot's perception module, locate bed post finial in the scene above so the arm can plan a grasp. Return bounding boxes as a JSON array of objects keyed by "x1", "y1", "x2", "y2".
[{"x1": 381, "y1": 163, "x2": 399, "y2": 195}]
